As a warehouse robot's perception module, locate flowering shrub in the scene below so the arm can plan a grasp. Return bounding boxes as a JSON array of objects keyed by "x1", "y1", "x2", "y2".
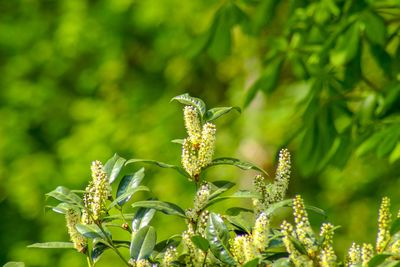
[{"x1": 8, "y1": 94, "x2": 400, "y2": 267}]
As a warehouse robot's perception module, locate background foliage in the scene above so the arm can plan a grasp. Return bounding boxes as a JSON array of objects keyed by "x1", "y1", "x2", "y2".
[{"x1": 0, "y1": 0, "x2": 399, "y2": 266}]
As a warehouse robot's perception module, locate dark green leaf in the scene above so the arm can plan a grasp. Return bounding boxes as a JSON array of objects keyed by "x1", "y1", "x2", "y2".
[
  {"x1": 3, "y1": 262, "x2": 25, "y2": 267},
  {"x1": 28, "y1": 242, "x2": 75, "y2": 249},
  {"x1": 104, "y1": 154, "x2": 127, "y2": 184},
  {"x1": 206, "y1": 157, "x2": 268, "y2": 177},
  {"x1": 305, "y1": 205, "x2": 327, "y2": 218},
  {"x1": 264, "y1": 199, "x2": 293, "y2": 217},
  {"x1": 75, "y1": 224, "x2": 111, "y2": 240},
  {"x1": 92, "y1": 242, "x2": 110, "y2": 263},
  {"x1": 207, "y1": 213, "x2": 236, "y2": 265},
  {"x1": 132, "y1": 207, "x2": 156, "y2": 232},
  {"x1": 204, "y1": 107, "x2": 241, "y2": 122},
  {"x1": 209, "y1": 180, "x2": 236, "y2": 200},
  {"x1": 116, "y1": 168, "x2": 145, "y2": 206},
  {"x1": 361, "y1": 11, "x2": 386, "y2": 46},
  {"x1": 243, "y1": 85, "x2": 260, "y2": 108},
  {"x1": 242, "y1": 258, "x2": 259, "y2": 267},
  {"x1": 132, "y1": 200, "x2": 186, "y2": 218},
  {"x1": 330, "y1": 22, "x2": 360, "y2": 66},
  {"x1": 377, "y1": 131, "x2": 399, "y2": 158},
  {"x1": 130, "y1": 226, "x2": 157, "y2": 260},
  {"x1": 368, "y1": 254, "x2": 392, "y2": 267},
  {"x1": 46, "y1": 186, "x2": 83, "y2": 207},
  {"x1": 171, "y1": 93, "x2": 206, "y2": 117},
  {"x1": 207, "y1": 6, "x2": 232, "y2": 60},
  {"x1": 109, "y1": 186, "x2": 149, "y2": 209},
  {"x1": 252, "y1": 56, "x2": 284, "y2": 95},
  {"x1": 191, "y1": 235, "x2": 210, "y2": 252},
  {"x1": 391, "y1": 218, "x2": 400, "y2": 235},
  {"x1": 225, "y1": 215, "x2": 252, "y2": 234},
  {"x1": 171, "y1": 139, "x2": 184, "y2": 145},
  {"x1": 205, "y1": 190, "x2": 260, "y2": 208},
  {"x1": 125, "y1": 159, "x2": 190, "y2": 178},
  {"x1": 154, "y1": 235, "x2": 181, "y2": 253}
]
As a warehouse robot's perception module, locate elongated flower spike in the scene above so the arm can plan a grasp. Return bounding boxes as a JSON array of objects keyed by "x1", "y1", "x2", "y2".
[
  {"x1": 66, "y1": 208, "x2": 87, "y2": 253},
  {"x1": 376, "y1": 197, "x2": 391, "y2": 253},
  {"x1": 346, "y1": 243, "x2": 361, "y2": 266},
  {"x1": 319, "y1": 223, "x2": 336, "y2": 267},
  {"x1": 198, "y1": 122, "x2": 216, "y2": 168},
  {"x1": 181, "y1": 138, "x2": 201, "y2": 178},
  {"x1": 361, "y1": 243, "x2": 373, "y2": 267},
  {"x1": 183, "y1": 106, "x2": 202, "y2": 145},
  {"x1": 253, "y1": 212, "x2": 269, "y2": 252}
]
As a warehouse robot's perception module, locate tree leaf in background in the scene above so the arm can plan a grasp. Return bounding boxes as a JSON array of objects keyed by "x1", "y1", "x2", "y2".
[
  {"x1": 130, "y1": 225, "x2": 156, "y2": 261},
  {"x1": 204, "y1": 106, "x2": 241, "y2": 122},
  {"x1": 206, "y1": 213, "x2": 236, "y2": 265},
  {"x1": 171, "y1": 93, "x2": 207, "y2": 117},
  {"x1": 132, "y1": 207, "x2": 156, "y2": 232},
  {"x1": 132, "y1": 200, "x2": 186, "y2": 218},
  {"x1": 206, "y1": 157, "x2": 268, "y2": 177},
  {"x1": 330, "y1": 22, "x2": 360, "y2": 66},
  {"x1": 125, "y1": 159, "x2": 190, "y2": 178},
  {"x1": 104, "y1": 154, "x2": 126, "y2": 184},
  {"x1": 361, "y1": 11, "x2": 386, "y2": 46},
  {"x1": 27, "y1": 242, "x2": 75, "y2": 249},
  {"x1": 116, "y1": 168, "x2": 145, "y2": 206}
]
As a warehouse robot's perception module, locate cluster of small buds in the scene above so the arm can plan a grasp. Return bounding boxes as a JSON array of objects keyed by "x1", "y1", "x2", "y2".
[
  {"x1": 129, "y1": 259, "x2": 151, "y2": 267},
  {"x1": 346, "y1": 243, "x2": 361, "y2": 266},
  {"x1": 65, "y1": 208, "x2": 87, "y2": 253},
  {"x1": 319, "y1": 223, "x2": 337, "y2": 266},
  {"x1": 320, "y1": 223, "x2": 335, "y2": 248},
  {"x1": 181, "y1": 106, "x2": 216, "y2": 180},
  {"x1": 376, "y1": 197, "x2": 391, "y2": 253},
  {"x1": 196, "y1": 210, "x2": 209, "y2": 237},
  {"x1": 162, "y1": 246, "x2": 177, "y2": 266},
  {"x1": 293, "y1": 195, "x2": 317, "y2": 257},
  {"x1": 361, "y1": 243, "x2": 374, "y2": 266},
  {"x1": 319, "y1": 246, "x2": 336, "y2": 267},
  {"x1": 253, "y1": 212, "x2": 269, "y2": 252},
  {"x1": 272, "y1": 148, "x2": 291, "y2": 202},
  {"x1": 231, "y1": 235, "x2": 255, "y2": 264},
  {"x1": 82, "y1": 161, "x2": 111, "y2": 223},
  {"x1": 389, "y1": 240, "x2": 400, "y2": 255},
  {"x1": 193, "y1": 183, "x2": 211, "y2": 213},
  {"x1": 281, "y1": 220, "x2": 313, "y2": 267},
  {"x1": 182, "y1": 224, "x2": 204, "y2": 266},
  {"x1": 184, "y1": 106, "x2": 202, "y2": 145}
]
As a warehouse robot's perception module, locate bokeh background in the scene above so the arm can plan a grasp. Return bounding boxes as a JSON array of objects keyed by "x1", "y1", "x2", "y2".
[{"x1": 1, "y1": 0, "x2": 399, "y2": 266}]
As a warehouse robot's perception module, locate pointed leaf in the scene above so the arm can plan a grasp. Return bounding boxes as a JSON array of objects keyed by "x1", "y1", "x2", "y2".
[
  {"x1": 171, "y1": 93, "x2": 206, "y2": 117},
  {"x1": 28, "y1": 242, "x2": 75, "y2": 249},
  {"x1": 242, "y1": 258, "x2": 259, "y2": 267},
  {"x1": 191, "y1": 235, "x2": 210, "y2": 252},
  {"x1": 132, "y1": 200, "x2": 186, "y2": 218},
  {"x1": 391, "y1": 218, "x2": 400, "y2": 235},
  {"x1": 50, "y1": 202, "x2": 75, "y2": 214},
  {"x1": 125, "y1": 159, "x2": 190, "y2": 178},
  {"x1": 204, "y1": 107, "x2": 241, "y2": 122},
  {"x1": 368, "y1": 254, "x2": 392, "y2": 267},
  {"x1": 3, "y1": 262, "x2": 25, "y2": 267},
  {"x1": 209, "y1": 180, "x2": 236, "y2": 200},
  {"x1": 117, "y1": 168, "x2": 145, "y2": 206},
  {"x1": 171, "y1": 139, "x2": 184, "y2": 145},
  {"x1": 132, "y1": 207, "x2": 157, "y2": 232},
  {"x1": 205, "y1": 190, "x2": 260, "y2": 208},
  {"x1": 154, "y1": 235, "x2": 181, "y2": 253},
  {"x1": 104, "y1": 154, "x2": 126, "y2": 184},
  {"x1": 109, "y1": 186, "x2": 149, "y2": 209},
  {"x1": 46, "y1": 186, "x2": 83, "y2": 207},
  {"x1": 75, "y1": 224, "x2": 111, "y2": 240},
  {"x1": 264, "y1": 199, "x2": 293, "y2": 217},
  {"x1": 130, "y1": 226, "x2": 157, "y2": 260},
  {"x1": 206, "y1": 157, "x2": 268, "y2": 177},
  {"x1": 92, "y1": 242, "x2": 110, "y2": 263},
  {"x1": 207, "y1": 213, "x2": 236, "y2": 265}
]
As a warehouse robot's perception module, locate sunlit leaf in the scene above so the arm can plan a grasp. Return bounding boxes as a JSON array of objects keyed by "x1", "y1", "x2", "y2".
[
  {"x1": 132, "y1": 207, "x2": 156, "y2": 232},
  {"x1": 204, "y1": 107, "x2": 241, "y2": 122},
  {"x1": 104, "y1": 154, "x2": 127, "y2": 184},
  {"x1": 206, "y1": 157, "x2": 268, "y2": 177},
  {"x1": 28, "y1": 242, "x2": 75, "y2": 249},
  {"x1": 191, "y1": 235, "x2": 210, "y2": 252},
  {"x1": 109, "y1": 185, "x2": 149, "y2": 209},
  {"x1": 125, "y1": 159, "x2": 190, "y2": 178},
  {"x1": 132, "y1": 200, "x2": 186, "y2": 218},
  {"x1": 171, "y1": 93, "x2": 206, "y2": 117},
  {"x1": 130, "y1": 226, "x2": 156, "y2": 260}
]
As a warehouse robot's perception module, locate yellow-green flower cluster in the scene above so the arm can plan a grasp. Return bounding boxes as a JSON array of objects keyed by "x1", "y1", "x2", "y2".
[
  {"x1": 361, "y1": 243, "x2": 374, "y2": 267},
  {"x1": 319, "y1": 223, "x2": 336, "y2": 267},
  {"x1": 253, "y1": 212, "x2": 269, "y2": 252},
  {"x1": 162, "y1": 246, "x2": 177, "y2": 266},
  {"x1": 181, "y1": 106, "x2": 216, "y2": 180},
  {"x1": 128, "y1": 259, "x2": 151, "y2": 267},
  {"x1": 293, "y1": 195, "x2": 317, "y2": 257},
  {"x1": 182, "y1": 224, "x2": 204, "y2": 266},
  {"x1": 376, "y1": 197, "x2": 391, "y2": 253},
  {"x1": 196, "y1": 210, "x2": 209, "y2": 237},
  {"x1": 231, "y1": 235, "x2": 255, "y2": 264},
  {"x1": 65, "y1": 208, "x2": 87, "y2": 253},
  {"x1": 82, "y1": 160, "x2": 111, "y2": 223},
  {"x1": 346, "y1": 243, "x2": 361, "y2": 266},
  {"x1": 253, "y1": 149, "x2": 291, "y2": 214}
]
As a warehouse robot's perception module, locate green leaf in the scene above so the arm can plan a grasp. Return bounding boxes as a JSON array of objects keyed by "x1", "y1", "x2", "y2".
[
  {"x1": 50, "y1": 202, "x2": 75, "y2": 214},
  {"x1": 116, "y1": 168, "x2": 145, "y2": 206},
  {"x1": 109, "y1": 186, "x2": 149, "y2": 209},
  {"x1": 305, "y1": 205, "x2": 327, "y2": 218},
  {"x1": 171, "y1": 139, "x2": 184, "y2": 145},
  {"x1": 28, "y1": 242, "x2": 75, "y2": 249},
  {"x1": 204, "y1": 107, "x2": 241, "y2": 122},
  {"x1": 225, "y1": 207, "x2": 253, "y2": 216},
  {"x1": 330, "y1": 22, "x2": 360, "y2": 66},
  {"x1": 3, "y1": 262, "x2": 25, "y2": 267},
  {"x1": 391, "y1": 218, "x2": 400, "y2": 235},
  {"x1": 92, "y1": 242, "x2": 110, "y2": 263},
  {"x1": 171, "y1": 93, "x2": 206, "y2": 117},
  {"x1": 130, "y1": 225, "x2": 157, "y2": 260},
  {"x1": 272, "y1": 258, "x2": 292, "y2": 267},
  {"x1": 264, "y1": 199, "x2": 293, "y2": 217},
  {"x1": 125, "y1": 159, "x2": 190, "y2": 178},
  {"x1": 225, "y1": 214, "x2": 252, "y2": 234},
  {"x1": 209, "y1": 180, "x2": 236, "y2": 200},
  {"x1": 46, "y1": 186, "x2": 83, "y2": 207},
  {"x1": 132, "y1": 207, "x2": 156, "y2": 232},
  {"x1": 251, "y1": 56, "x2": 284, "y2": 95},
  {"x1": 205, "y1": 190, "x2": 260, "y2": 208},
  {"x1": 206, "y1": 157, "x2": 268, "y2": 177},
  {"x1": 242, "y1": 258, "x2": 259, "y2": 267},
  {"x1": 207, "y1": 213, "x2": 236, "y2": 265},
  {"x1": 243, "y1": 85, "x2": 260, "y2": 108},
  {"x1": 361, "y1": 11, "x2": 386, "y2": 46},
  {"x1": 191, "y1": 235, "x2": 210, "y2": 252},
  {"x1": 104, "y1": 154, "x2": 127, "y2": 184},
  {"x1": 377, "y1": 130, "x2": 399, "y2": 158},
  {"x1": 154, "y1": 235, "x2": 181, "y2": 253},
  {"x1": 132, "y1": 200, "x2": 186, "y2": 218},
  {"x1": 207, "y1": 6, "x2": 232, "y2": 60},
  {"x1": 75, "y1": 224, "x2": 111, "y2": 240},
  {"x1": 368, "y1": 254, "x2": 392, "y2": 267}
]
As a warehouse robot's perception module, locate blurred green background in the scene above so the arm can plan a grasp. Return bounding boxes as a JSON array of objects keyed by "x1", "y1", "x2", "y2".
[{"x1": 1, "y1": 0, "x2": 399, "y2": 266}]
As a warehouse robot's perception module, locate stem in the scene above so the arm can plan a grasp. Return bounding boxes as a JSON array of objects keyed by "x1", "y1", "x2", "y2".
[
  {"x1": 202, "y1": 250, "x2": 208, "y2": 267},
  {"x1": 86, "y1": 255, "x2": 94, "y2": 267}
]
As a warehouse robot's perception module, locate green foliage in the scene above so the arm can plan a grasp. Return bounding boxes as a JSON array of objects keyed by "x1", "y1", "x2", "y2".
[{"x1": 22, "y1": 95, "x2": 400, "y2": 266}]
